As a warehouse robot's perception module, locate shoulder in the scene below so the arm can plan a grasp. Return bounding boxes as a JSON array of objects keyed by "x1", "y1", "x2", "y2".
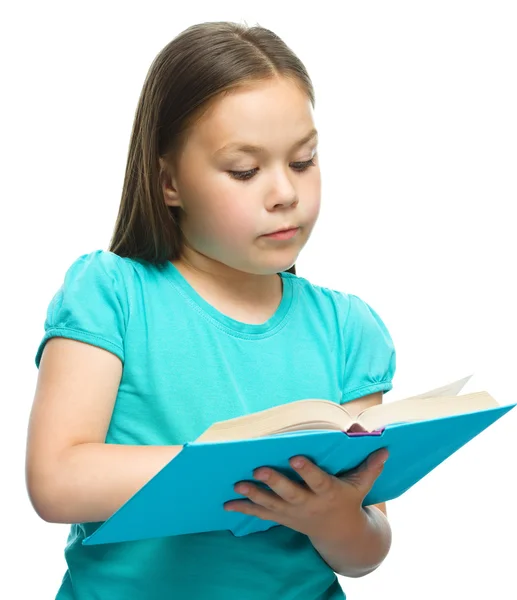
[
  {"x1": 286, "y1": 272, "x2": 394, "y2": 348},
  {"x1": 49, "y1": 248, "x2": 145, "y2": 329},
  {"x1": 283, "y1": 272, "x2": 372, "y2": 324},
  {"x1": 282, "y1": 273, "x2": 396, "y2": 400},
  {"x1": 63, "y1": 249, "x2": 133, "y2": 282},
  {"x1": 59, "y1": 249, "x2": 157, "y2": 297},
  {"x1": 35, "y1": 250, "x2": 140, "y2": 368}
]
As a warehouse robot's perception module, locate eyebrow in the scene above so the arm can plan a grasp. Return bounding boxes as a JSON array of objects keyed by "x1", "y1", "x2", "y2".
[{"x1": 213, "y1": 128, "x2": 318, "y2": 157}]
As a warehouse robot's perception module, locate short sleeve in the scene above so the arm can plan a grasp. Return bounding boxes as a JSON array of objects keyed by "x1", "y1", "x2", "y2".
[
  {"x1": 35, "y1": 250, "x2": 129, "y2": 368},
  {"x1": 340, "y1": 294, "x2": 396, "y2": 403}
]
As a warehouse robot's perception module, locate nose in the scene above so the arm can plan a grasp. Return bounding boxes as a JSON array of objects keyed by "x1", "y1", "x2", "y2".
[
  {"x1": 265, "y1": 169, "x2": 299, "y2": 211},
  {"x1": 268, "y1": 195, "x2": 298, "y2": 211}
]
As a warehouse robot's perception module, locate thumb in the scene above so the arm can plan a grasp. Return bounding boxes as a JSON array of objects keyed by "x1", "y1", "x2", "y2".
[{"x1": 341, "y1": 448, "x2": 388, "y2": 494}]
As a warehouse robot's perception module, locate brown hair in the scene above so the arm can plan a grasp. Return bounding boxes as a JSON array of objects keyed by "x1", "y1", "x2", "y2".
[{"x1": 109, "y1": 21, "x2": 316, "y2": 276}]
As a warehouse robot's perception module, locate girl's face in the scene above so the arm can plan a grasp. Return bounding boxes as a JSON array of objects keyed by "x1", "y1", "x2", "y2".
[{"x1": 161, "y1": 77, "x2": 321, "y2": 276}]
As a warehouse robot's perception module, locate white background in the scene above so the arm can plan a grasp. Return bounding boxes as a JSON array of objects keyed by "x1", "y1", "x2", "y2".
[{"x1": 2, "y1": 1, "x2": 516, "y2": 598}]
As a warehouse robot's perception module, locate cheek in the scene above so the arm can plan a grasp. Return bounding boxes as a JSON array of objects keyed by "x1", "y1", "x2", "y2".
[
  {"x1": 308, "y1": 196, "x2": 321, "y2": 222},
  {"x1": 190, "y1": 191, "x2": 256, "y2": 244},
  {"x1": 302, "y1": 175, "x2": 322, "y2": 221}
]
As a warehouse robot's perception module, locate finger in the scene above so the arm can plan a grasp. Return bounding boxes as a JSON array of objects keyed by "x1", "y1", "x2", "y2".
[
  {"x1": 232, "y1": 480, "x2": 286, "y2": 512},
  {"x1": 223, "y1": 498, "x2": 276, "y2": 522},
  {"x1": 252, "y1": 468, "x2": 308, "y2": 505},
  {"x1": 338, "y1": 448, "x2": 388, "y2": 479},
  {"x1": 288, "y1": 456, "x2": 334, "y2": 496},
  {"x1": 367, "y1": 448, "x2": 389, "y2": 470},
  {"x1": 341, "y1": 448, "x2": 388, "y2": 493}
]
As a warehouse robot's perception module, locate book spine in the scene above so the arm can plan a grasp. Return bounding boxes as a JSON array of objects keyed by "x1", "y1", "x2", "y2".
[{"x1": 344, "y1": 427, "x2": 385, "y2": 437}]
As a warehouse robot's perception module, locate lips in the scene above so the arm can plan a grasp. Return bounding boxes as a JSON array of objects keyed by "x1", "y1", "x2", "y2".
[
  {"x1": 266, "y1": 226, "x2": 298, "y2": 235},
  {"x1": 261, "y1": 227, "x2": 300, "y2": 241}
]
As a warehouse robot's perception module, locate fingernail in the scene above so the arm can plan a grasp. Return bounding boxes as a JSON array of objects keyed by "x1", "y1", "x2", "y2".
[
  {"x1": 254, "y1": 469, "x2": 269, "y2": 481},
  {"x1": 292, "y1": 457, "x2": 305, "y2": 468}
]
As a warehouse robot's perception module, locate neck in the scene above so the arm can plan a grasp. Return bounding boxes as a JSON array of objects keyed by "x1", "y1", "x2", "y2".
[{"x1": 171, "y1": 249, "x2": 282, "y2": 306}]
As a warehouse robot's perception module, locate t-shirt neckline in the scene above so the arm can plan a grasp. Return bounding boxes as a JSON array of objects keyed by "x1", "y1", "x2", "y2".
[{"x1": 162, "y1": 261, "x2": 295, "y2": 337}]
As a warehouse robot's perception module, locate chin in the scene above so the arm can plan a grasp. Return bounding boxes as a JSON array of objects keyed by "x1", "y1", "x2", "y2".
[
  {"x1": 230, "y1": 260, "x2": 291, "y2": 276},
  {"x1": 259, "y1": 258, "x2": 298, "y2": 276},
  {"x1": 223, "y1": 248, "x2": 300, "y2": 276}
]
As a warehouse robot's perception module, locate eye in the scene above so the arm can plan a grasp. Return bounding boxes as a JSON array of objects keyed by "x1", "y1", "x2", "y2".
[{"x1": 228, "y1": 157, "x2": 317, "y2": 182}]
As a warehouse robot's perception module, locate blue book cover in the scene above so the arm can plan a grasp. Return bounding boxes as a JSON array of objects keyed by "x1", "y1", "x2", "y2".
[{"x1": 83, "y1": 399, "x2": 515, "y2": 545}]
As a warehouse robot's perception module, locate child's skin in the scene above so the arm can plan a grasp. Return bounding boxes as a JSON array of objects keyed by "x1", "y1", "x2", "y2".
[
  {"x1": 225, "y1": 446, "x2": 391, "y2": 577},
  {"x1": 27, "y1": 75, "x2": 391, "y2": 579}
]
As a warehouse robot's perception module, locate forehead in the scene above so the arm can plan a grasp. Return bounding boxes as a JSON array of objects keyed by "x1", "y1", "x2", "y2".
[
  {"x1": 188, "y1": 78, "x2": 316, "y2": 154},
  {"x1": 213, "y1": 127, "x2": 318, "y2": 158}
]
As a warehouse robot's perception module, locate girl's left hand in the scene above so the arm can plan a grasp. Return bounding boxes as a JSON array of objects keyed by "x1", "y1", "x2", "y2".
[{"x1": 223, "y1": 448, "x2": 388, "y2": 541}]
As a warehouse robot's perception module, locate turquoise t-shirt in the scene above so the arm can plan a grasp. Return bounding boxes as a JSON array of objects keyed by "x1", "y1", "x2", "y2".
[{"x1": 35, "y1": 250, "x2": 396, "y2": 600}]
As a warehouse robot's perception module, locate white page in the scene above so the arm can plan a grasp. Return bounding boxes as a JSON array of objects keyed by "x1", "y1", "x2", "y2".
[{"x1": 401, "y1": 375, "x2": 473, "y2": 400}]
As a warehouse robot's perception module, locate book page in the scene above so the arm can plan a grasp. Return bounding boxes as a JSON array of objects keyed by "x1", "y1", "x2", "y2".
[
  {"x1": 397, "y1": 375, "x2": 473, "y2": 401},
  {"x1": 195, "y1": 399, "x2": 355, "y2": 442},
  {"x1": 357, "y1": 391, "x2": 498, "y2": 431},
  {"x1": 195, "y1": 376, "x2": 476, "y2": 442}
]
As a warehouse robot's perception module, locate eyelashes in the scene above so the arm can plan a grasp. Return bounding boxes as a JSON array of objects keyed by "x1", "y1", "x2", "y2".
[{"x1": 228, "y1": 158, "x2": 317, "y2": 182}]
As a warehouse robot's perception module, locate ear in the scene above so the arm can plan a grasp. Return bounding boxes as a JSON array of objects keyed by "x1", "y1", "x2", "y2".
[{"x1": 159, "y1": 157, "x2": 183, "y2": 208}]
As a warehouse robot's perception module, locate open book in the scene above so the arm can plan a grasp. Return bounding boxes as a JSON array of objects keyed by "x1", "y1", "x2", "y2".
[
  {"x1": 83, "y1": 376, "x2": 516, "y2": 545},
  {"x1": 196, "y1": 375, "x2": 491, "y2": 442}
]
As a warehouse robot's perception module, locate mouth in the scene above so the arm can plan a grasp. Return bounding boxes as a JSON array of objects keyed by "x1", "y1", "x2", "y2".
[
  {"x1": 261, "y1": 226, "x2": 300, "y2": 240},
  {"x1": 264, "y1": 226, "x2": 299, "y2": 235}
]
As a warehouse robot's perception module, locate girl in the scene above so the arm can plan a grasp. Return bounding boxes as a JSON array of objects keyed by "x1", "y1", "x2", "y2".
[{"x1": 26, "y1": 21, "x2": 396, "y2": 599}]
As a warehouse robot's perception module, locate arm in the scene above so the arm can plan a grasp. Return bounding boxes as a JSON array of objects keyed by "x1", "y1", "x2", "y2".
[
  {"x1": 224, "y1": 392, "x2": 393, "y2": 578},
  {"x1": 309, "y1": 503, "x2": 391, "y2": 578},
  {"x1": 309, "y1": 392, "x2": 391, "y2": 577},
  {"x1": 26, "y1": 338, "x2": 182, "y2": 524}
]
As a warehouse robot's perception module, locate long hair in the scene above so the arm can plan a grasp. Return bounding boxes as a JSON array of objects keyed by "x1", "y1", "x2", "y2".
[{"x1": 109, "y1": 21, "x2": 316, "y2": 276}]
